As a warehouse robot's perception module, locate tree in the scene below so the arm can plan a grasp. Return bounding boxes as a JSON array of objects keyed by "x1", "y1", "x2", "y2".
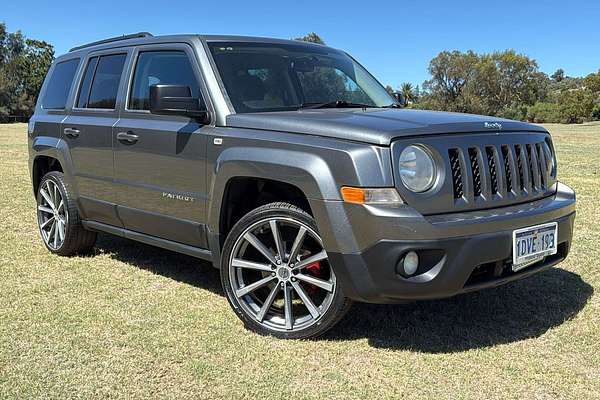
[
  {"x1": 0, "y1": 22, "x2": 54, "y2": 120},
  {"x1": 420, "y1": 49, "x2": 547, "y2": 117},
  {"x1": 294, "y1": 32, "x2": 325, "y2": 45},
  {"x1": 400, "y1": 82, "x2": 416, "y2": 103},
  {"x1": 551, "y1": 68, "x2": 565, "y2": 82}
]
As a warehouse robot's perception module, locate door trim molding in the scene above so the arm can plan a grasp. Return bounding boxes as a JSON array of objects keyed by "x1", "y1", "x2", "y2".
[{"x1": 82, "y1": 220, "x2": 213, "y2": 261}]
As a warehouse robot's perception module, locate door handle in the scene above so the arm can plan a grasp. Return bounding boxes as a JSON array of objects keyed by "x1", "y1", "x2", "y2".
[
  {"x1": 116, "y1": 131, "x2": 139, "y2": 144},
  {"x1": 64, "y1": 128, "x2": 80, "y2": 138}
]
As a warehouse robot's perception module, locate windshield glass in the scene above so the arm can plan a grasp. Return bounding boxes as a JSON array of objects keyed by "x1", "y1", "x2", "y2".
[{"x1": 207, "y1": 41, "x2": 395, "y2": 113}]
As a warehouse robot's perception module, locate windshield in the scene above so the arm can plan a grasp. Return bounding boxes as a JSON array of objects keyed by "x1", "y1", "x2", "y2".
[{"x1": 207, "y1": 41, "x2": 395, "y2": 113}]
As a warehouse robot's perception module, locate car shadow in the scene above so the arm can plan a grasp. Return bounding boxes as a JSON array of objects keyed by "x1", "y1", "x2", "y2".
[
  {"x1": 324, "y1": 268, "x2": 593, "y2": 352},
  {"x1": 94, "y1": 233, "x2": 223, "y2": 296},
  {"x1": 93, "y1": 234, "x2": 592, "y2": 353}
]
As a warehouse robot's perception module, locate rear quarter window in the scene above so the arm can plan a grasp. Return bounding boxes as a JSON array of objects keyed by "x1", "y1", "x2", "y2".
[{"x1": 42, "y1": 58, "x2": 80, "y2": 109}]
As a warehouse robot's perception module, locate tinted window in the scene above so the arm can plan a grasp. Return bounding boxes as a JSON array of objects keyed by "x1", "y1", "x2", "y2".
[
  {"x1": 76, "y1": 57, "x2": 99, "y2": 108},
  {"x1": 42, "y1": 59, "x2": 80, "y2": 109},
  {"x1": 129, "y1": 51, "x2": 201, "y2": 110},
  {"x1": 86, "y1": 54, "x2": 127, "y2": 109}
]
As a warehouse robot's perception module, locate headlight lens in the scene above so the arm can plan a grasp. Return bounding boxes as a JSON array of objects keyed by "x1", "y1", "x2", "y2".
[{"x1": 398, "y1": 145, "x2": 436, "y2": 192}]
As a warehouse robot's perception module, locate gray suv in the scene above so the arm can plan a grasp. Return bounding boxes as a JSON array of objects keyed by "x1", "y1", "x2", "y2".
[{"x1": 29, "y1": 32, "x2": 576, "y2": 339}]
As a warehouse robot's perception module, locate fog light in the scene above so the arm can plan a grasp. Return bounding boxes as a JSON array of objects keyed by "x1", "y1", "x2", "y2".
[{"x1": 403, "y1": 251, "x2": 419, "y2": 275}]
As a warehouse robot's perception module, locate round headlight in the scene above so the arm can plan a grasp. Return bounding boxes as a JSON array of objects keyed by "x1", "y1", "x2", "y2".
[{"x1": 399, "y1": 145, "x2": 436, "y2": 192}]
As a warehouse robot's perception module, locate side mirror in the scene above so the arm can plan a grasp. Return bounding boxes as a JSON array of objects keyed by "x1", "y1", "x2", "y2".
[
  {"x1": 393, "y1": 91, "x2": 407, "y2": 107},
  {"x1": 149, "y1": 85, "x2": 210, "y2": 124}
]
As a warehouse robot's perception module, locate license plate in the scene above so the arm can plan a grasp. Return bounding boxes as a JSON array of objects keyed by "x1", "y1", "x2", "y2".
[{"x1": 512, "y1": 222, "x2": 558, "y2": 271}]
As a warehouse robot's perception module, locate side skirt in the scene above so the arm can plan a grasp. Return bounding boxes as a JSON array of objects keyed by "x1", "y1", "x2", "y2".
[{"x1": 82, "y1": 220, "x2": 213, "y2": 262}]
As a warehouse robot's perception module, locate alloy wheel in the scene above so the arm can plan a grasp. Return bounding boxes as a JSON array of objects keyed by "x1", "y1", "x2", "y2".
[
  {"x1": 228, "y1": 217, "x2": 336, "y2": 333},
  {"x1": 37, "y1": 179, "x2": 67, "y2": 250}
]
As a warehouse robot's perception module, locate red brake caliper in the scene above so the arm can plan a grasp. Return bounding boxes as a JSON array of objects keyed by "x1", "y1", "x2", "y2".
[{"x1": 303, "y1": 261, "x2": 323, "y2": 295}]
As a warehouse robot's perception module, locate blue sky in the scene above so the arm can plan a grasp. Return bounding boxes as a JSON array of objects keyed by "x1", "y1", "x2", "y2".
[{"x1": 4, "y1": 0, "x2": 600, "y2": 89}]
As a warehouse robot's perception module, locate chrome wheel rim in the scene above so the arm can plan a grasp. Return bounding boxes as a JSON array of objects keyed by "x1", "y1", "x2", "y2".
[
  {"x1": 37, "y1": 179, "x2": 67, "y2": 250},
  {"x1": 229, "y1": 217, "x2": 336, "y2": 333}
]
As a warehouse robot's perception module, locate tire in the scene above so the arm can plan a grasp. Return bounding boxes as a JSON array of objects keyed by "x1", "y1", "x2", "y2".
[
  {"x1": 221, "y1": 202, "x2": 352, "y2": 339},
  {"x1": 36, "y1": 171, "x2": 97, "y2": 256}
]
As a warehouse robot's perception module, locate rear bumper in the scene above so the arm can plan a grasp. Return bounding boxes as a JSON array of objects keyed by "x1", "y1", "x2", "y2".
[{"x1": 317, "y1": 182, "x2": 576, "y2": 303}]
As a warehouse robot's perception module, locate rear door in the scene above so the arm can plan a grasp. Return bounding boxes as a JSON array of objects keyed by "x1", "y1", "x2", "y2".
[
  {"x1": 113, "y1": 43, "x2": 212, "y2": 248},
  {"x1": 62, "y1": 49, "x2": 130, "y2": 226}
]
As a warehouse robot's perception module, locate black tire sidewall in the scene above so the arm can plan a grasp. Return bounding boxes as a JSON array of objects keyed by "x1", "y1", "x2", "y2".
[{"x1": 220, "y1": 202, "x2": 350, "y2": 339}]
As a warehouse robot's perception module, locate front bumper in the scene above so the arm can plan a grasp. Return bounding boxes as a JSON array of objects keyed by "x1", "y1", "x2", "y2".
[{"x1": 313, "y1": 182, "x2": 576, "y2": 303}]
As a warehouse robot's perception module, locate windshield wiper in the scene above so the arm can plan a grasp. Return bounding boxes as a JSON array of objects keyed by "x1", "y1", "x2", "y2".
[
  {"x1": 382, "y1": 103, "x2": 403, "y2": 108},
  {"x1": 299, "y1": 100, "x2": 377, "y2": 110}
]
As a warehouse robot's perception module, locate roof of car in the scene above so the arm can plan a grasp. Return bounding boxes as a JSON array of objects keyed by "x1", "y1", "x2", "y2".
[{"x1": 61, "y1": 32, "x2": 331, "y2": 60}]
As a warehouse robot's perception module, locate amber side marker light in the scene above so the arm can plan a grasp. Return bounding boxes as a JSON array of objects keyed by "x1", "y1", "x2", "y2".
[{"x1": 340, "y1": 187, "x2": 403, "y2": 205}]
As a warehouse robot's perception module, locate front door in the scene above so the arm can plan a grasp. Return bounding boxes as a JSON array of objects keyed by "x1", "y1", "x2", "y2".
[
  {"x1": 62, "y1": 51, "x2": 129, "y2": 226},
  {"x1": 113, "y1": 45, "x2": 211, "y2": 248}
]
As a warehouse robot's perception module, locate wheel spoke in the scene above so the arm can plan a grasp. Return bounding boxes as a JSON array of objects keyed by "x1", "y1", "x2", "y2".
[
  {"x1": 284, "y1": 283, "x2": 294, "y2": 329},
  {"x1": 40, "y1": 216, "x2": 54, "y2": 229},
  {"x1": 295, "y1": 273, "x2": 334, "y2": 292},
  {"x1": 51, "y1": 182, "x2": 58, "y2": 206},
  {"x1": 269, "y1": 220, "x2": 285, "y2": 261},
  {"x1": 52, "y1": 221, "x2": 59, "y2": 247},
  {"x1": 235, "y1": 275, "x2": 276, "y2": 298},
  {"x1": 39, "y1": 189, "x2": 55, "y2": 210},
  {"x1": 38, "y1": 205, "x2": 54, "y2": 214},
  {"x1": 57, "y1": 220, "x2": 65, "y2": 241},
  {"x1": 57, "y1": 200, "x2": 64, "y2": 213},
  {"x1": 292, "y1": 250, "x2": 328, "y2": 271},
  {"x1": 291, "y1": 280, "x2": 320, "y2": 319},
  {"x1": 288, "y1": 226, "x2": 307, "y2": 264},
  {"x1": 232, "y1": 258, "x2": 272, "y2": 272},
  {"x1": 256, "y1": 284, "x2": 280, "y2": 322},
  {"x1": 244, "y1": 232, "x2": 278, "y2": 265}
]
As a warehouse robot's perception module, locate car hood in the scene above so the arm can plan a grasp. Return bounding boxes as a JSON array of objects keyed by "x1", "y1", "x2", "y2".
[{"x1": 225, "y1": 108, "x2": 547, "y2": 146}]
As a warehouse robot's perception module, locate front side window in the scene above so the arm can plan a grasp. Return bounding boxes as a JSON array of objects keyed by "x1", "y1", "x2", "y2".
[
  {"x1": 77, "y1": 53, "x2": 127, "y2": 109},
  {"x1": 129, "y1": 50, "x2": 202, "y2": 110},
  {"x1": 42, "y1": 58, "x2": 80, "y2": 109},
  {"x1": 207, "y1": 42, "x2": 394, "y2": 113}
]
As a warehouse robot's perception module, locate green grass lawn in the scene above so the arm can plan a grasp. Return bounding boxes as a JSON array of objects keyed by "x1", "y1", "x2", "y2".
[{"x1": 1, "y1": 122, "x2": 598, "y2": 399}]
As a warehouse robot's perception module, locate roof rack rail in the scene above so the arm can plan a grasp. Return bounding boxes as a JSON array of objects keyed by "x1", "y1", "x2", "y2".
[{"x1": 69, "y1": 32, "x2": 153, "y2": 52}]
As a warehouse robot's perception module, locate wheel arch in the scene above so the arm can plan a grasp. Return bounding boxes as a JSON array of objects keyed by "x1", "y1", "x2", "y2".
[{"x1": 30, "y1": 137, "x2": 76, "y2": 198}]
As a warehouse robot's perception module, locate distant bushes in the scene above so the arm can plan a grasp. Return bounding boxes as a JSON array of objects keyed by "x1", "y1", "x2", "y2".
[{"x1": 390, "y1": 49, "x2": 600, "y2": 124}]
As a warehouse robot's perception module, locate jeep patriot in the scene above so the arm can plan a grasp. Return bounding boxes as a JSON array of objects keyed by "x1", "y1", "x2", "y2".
[{"x1": 29, "y1": 32, "x2": 576, "y2": 338}]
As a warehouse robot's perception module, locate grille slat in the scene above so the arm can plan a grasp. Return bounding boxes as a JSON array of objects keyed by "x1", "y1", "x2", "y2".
[
  {"x1": 501, "y1": 145, "x2": 513, "y2": 193},
  {"x1": 468, "y1": 148, "x2": 482, "y2": 197},
  {"x1": 515, "y1": 144, "x2": 527, "y2": 191},
  {"x1": 448, "y1": 149, "x2": 464, "y2": 199},
  {"x1": 536, "y1": 143, "x2": 547, "y2": 189},
  {"x1": 485, "y1": 146, "x2": 499, "y2": 195},
  {"x1": 526, "y1": 144, "x2": 538, "y2": 191}
]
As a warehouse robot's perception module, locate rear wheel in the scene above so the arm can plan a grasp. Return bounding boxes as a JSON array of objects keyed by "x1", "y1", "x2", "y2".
[
  {"x1": 36, "y1": 171, "x2": 97, "y2": 256},
  {"x1": 221, "y1": 202, "x2": 351, "y2": 339}
]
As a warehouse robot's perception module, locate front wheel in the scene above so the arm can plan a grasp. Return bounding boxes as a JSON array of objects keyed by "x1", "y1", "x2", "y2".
[{"x1": 221, "y1": 202, "x2": 351, "y2": 339}]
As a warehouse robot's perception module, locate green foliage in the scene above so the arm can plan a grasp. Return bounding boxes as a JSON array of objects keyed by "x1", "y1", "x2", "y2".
[
  {"x1": 408, "y1": 48, "x2": 600, "y2": 124},
  {"x1": 294, "y1": 32, "x2": 325, "y2": 45},
  {"x1": 0, "y1": 22, "x2": 54, "y2": 120}
]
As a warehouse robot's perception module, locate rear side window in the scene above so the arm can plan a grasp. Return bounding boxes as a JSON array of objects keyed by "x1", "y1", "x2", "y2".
[
  {"x1": 42, "y1": 59, "x2": 80, "y2": 109},
  {"x1": 77, "y1": 54, "x2": 127, "y2": 109},
  {"x1": 128, "y1": 51, "x2": 202, "y2": 110},
  {"x1": 76, "y1": 57, "x2": 99, "y2": 108}
]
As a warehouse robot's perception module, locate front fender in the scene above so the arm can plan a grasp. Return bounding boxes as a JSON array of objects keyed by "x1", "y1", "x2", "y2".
[{"x1": 207, "y1": 146, "x2": 340, "y2": 233}]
